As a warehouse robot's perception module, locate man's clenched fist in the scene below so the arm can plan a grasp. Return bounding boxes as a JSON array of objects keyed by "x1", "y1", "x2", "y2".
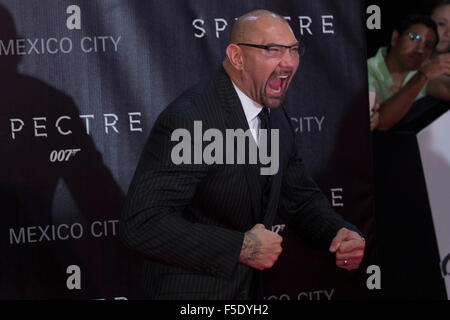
[{"x1": 239, "y1": 224, "x2": 283, "y2": 270}]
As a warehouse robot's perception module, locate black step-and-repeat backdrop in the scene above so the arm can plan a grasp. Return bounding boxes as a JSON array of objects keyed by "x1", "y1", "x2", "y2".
[{"x1": 0, "y1": 0, "x2": 376, "y2": 299}]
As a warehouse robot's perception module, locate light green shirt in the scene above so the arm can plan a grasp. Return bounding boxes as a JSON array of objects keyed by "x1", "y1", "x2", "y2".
[{"x1": 368, "y1": 47, "x2": 428, "y2": 103}]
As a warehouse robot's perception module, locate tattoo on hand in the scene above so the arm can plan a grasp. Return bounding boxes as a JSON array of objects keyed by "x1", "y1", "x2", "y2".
[{"x1": 240, "y1": 232, "x2": 261, "y2": 263}]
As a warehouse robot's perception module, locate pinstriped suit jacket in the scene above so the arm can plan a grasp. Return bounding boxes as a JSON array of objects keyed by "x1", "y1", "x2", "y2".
[{"x1": 119, "y1": 67, "x2": 360, "y2": 300}]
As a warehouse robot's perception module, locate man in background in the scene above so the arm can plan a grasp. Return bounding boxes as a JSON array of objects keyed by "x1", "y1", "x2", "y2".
[{"x1": 368, "y1": 15, "x2": 450, "y2": 131}]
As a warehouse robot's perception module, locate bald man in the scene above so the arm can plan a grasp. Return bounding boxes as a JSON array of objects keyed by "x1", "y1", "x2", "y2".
[{"x1": 120, "y1": 9, "x2": 365, "y2": 300}]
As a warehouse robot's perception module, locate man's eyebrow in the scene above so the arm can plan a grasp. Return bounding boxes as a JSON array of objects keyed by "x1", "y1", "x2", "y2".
[{"x1": 266, "y1": 42, "x2": 299, "y2": 47}]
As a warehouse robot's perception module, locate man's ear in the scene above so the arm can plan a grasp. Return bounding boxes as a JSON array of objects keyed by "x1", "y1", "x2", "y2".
[
  {"x1": 225, "y1": 44, "x2": 244, "y2": 71},
  {"x1": 391, "y1": 30, "x2": 400, "y2": 48}
]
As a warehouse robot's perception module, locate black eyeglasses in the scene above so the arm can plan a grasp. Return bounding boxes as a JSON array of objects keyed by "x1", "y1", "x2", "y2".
[
  {"x1": 405, "y1": 32, "x2": 435, "y2": 50},
  {"x1": 237, "y1": 41, "x2": 305, "y2": 57}
]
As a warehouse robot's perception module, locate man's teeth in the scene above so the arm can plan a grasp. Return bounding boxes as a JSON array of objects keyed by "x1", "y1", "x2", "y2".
[{"x1": 272, "y1": 75, "x2": 288, "y2": 93}]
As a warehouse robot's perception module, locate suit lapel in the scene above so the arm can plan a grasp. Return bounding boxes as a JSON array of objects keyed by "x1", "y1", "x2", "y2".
[{"x1": 214, "y1": 68, "x2": 263, "y2": 223}]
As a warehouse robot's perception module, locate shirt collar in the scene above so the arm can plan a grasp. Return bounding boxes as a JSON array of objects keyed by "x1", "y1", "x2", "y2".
[
  {"x1": 231, "y1": 81, "x2": 263, "y2": 123},
  {"x1": 376, "y1": 47, "x2": 391, "y2": 81}
]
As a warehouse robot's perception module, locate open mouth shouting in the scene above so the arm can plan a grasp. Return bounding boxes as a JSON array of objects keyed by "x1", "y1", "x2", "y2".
[{"x1": 266, "y1": 73, "x2": 290, "y2": 97}]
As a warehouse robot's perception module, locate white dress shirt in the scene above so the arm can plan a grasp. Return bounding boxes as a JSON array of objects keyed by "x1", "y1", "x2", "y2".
[{"x1": 232, "y1": 81, "x2": 264, "y2": 145}]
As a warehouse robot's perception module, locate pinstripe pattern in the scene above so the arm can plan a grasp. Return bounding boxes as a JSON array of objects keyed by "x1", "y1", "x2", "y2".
[{"x1": 119, "y1": 67, "x2": 361, "y2": 300}]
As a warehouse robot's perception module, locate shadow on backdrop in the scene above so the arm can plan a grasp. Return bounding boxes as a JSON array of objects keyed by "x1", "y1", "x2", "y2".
[{"x1": 0, "y1": 4, "x2": 141, "y2": 299}]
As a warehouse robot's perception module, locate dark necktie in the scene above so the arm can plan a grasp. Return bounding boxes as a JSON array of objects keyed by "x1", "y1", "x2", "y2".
[
  {"x1": 257, "y1": 108, "x2": 271, "y2": 218},
  {"x1": 258, "y1": 108, "x2": 271, "y2": 153},
  {"x1": 258, "y1": 107, "x2": 270, "y2": 131}
]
